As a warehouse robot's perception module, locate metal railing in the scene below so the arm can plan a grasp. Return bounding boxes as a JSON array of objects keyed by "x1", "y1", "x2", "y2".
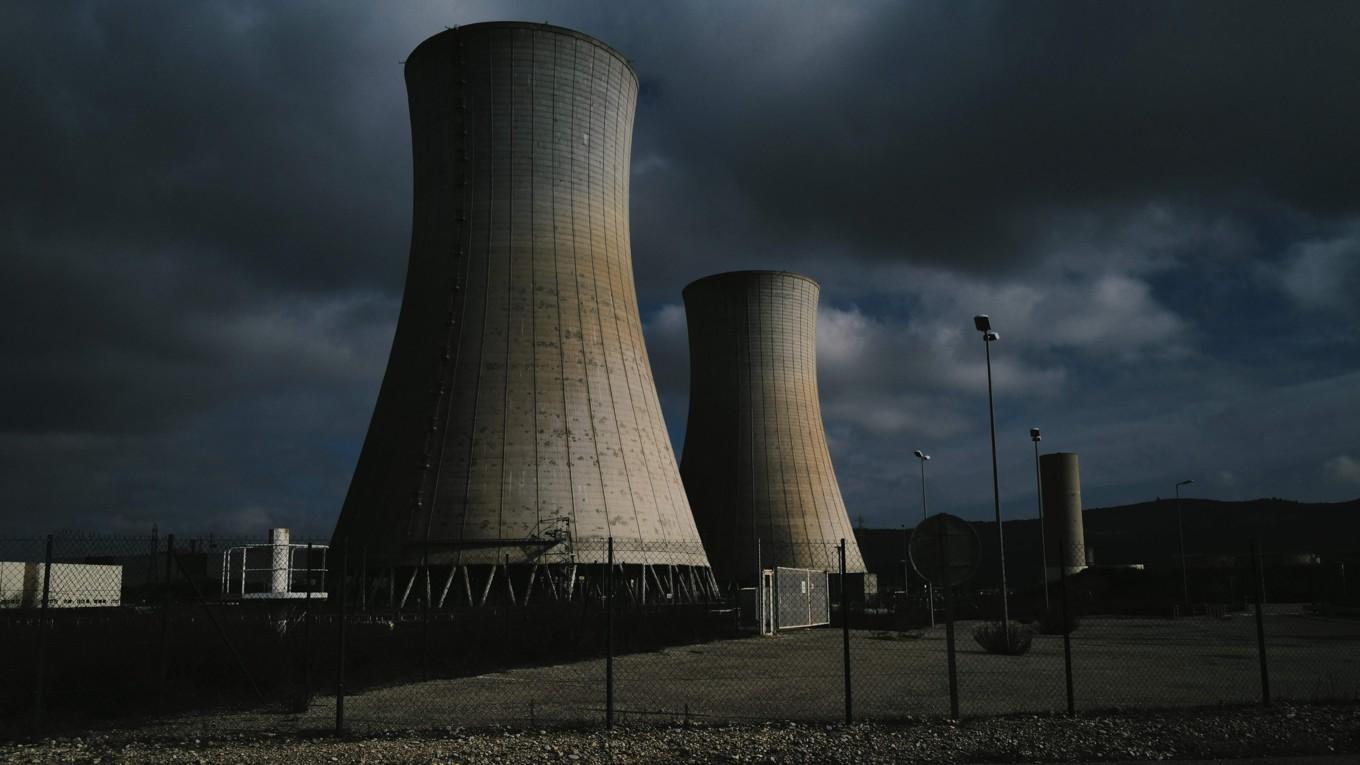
[{"x1": 219, "y1": 543, "x2": 328, "y2": 600}]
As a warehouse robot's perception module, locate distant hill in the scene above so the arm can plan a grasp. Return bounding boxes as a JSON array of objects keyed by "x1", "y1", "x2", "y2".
[{"x1": 854, "y1": 496, "x2": 1360, "y2": 591}]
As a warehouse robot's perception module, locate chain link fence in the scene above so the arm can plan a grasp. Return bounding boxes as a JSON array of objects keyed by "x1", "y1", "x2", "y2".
[{"x1": 2, "y1": 531, "x2": 1358, "y2": 740}]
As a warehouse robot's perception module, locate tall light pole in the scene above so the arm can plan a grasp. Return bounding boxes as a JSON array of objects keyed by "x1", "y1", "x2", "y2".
[
  {"x1": 1031, "y1": 427, "x2": 1048, "y2": 612},
  {"x1": 974, "y1": 315, "x2": 1010, "y2": 628},
  {"x1": 1176, "y1": 478, "x2": 1194, "y2": 607},
  {"x1": 913, "y1": 449, "x2": 934, "y2": 627}
]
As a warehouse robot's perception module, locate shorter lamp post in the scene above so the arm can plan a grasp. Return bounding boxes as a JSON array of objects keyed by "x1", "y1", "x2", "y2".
[
  {"x1": 913, "y1": 449, "x2": 934, "y2": 627},
  {"x1": 1176, "y1": 479, "x2": 1194, "y2": 607},
  {"x1": 1031, "y1": 428, "x2": 1048, "y2": 612},
  {"x1": 974, "y1": 314, "x2": 1010, "y2": 629}
]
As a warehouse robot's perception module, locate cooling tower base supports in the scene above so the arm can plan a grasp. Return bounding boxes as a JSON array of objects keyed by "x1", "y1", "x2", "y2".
[{"x1": 357, "y1": 563, "x2": 720, "y2": 609}]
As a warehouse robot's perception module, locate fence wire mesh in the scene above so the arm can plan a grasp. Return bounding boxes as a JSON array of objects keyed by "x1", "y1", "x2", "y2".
[{"x1": 1, "y1": 531, "x2": 1357, "y2": 740}]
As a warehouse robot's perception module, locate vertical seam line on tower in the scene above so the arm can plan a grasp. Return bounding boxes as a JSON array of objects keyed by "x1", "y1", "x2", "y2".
[
  {"x1": 791, "y1": 279, "x2": 832, "y2": 566},
  {"x1": 778, "y1": 277, "x2": 814, "y2": 566},
  {"x1": 601, "y1": 54, "x2": 657, "y2": 563},
  {"x1": 528, "y1": 30, "x2": 541, "y2": 546},
  {"x1": 458, "y1": 31, "x2": 496, "y2": 550},
  {"x1": 498, "y1": 29, "x2": 514, "y2": 544},
  {"x1": 766, "y1": 277, "x2": 800, "y2": 565},
  {"x1": 549, "y1": 33, "x2": 578, "y2": 552},
  {"x1": 422, "y1": 33, "x2": 474, "y2": 569},
  {"x1": 746, "y1": 280, "x2": 759, "y2": 581},
  {"x1": 783, "y1": 280, "x2": 807, "y2": 563},
  {"x1": 566, "y1": 38, "x2": 612, "y2": 546},
  {"x1": 583, "y1": 44, "x2": 643, "y2": 558}
]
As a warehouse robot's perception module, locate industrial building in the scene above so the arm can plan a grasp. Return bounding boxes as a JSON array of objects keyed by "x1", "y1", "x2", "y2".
[
  {"x1": 680, "y1": 271, "x2": 867, "y2": 587},
  {"x1": 0, "y1": 562, "x2": 122, "y2": 608},
  {"x1": 331, "y1": 23, "x2": 715, "y2": 607}
]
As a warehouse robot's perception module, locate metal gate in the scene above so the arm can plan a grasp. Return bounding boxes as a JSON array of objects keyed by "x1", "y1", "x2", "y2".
[{"x1": 774, "y1": 567, "x2": 830, "y2": 630}]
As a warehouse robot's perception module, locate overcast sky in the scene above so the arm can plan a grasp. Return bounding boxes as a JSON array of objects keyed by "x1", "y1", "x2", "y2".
[{"x1": 3, "y1": 2, "x2": 1359, "y2": 538}]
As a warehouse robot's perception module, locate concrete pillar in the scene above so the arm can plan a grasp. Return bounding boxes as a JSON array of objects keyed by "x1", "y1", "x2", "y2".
[
  {"x1": 1040, "y1": 452, "x2": 1086, "y2": 581},
  {"x1": 270, "y1": 527, "x2": 291, "y2": 595}
]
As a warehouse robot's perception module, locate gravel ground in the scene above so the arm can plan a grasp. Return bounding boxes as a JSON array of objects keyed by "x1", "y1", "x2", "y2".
[{"x1": 3, "y1": 703, "x2": 1357, "y2": 764}]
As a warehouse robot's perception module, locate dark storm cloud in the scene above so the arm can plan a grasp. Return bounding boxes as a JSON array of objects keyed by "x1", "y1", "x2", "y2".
[
  {"x1": 0, "y1": 2, "x2": 415, "y2": 532},
  {"x1": 1, "y1": 4, "x2": 409, "y2": 292},
  {"x1": 625, "y1": 2, "x2": 1360, "y2": 285},
  {"x1": 0, "y1": 2, "x2": 409, "y2": 435},
  {"x1": 2, "y1": 1, "x2": 1358, "y2": 535}
]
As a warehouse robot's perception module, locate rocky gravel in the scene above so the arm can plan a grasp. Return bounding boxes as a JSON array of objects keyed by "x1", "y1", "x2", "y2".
[{"x1": 3, "y1": 704, "x2": 1357, "y2": 764}]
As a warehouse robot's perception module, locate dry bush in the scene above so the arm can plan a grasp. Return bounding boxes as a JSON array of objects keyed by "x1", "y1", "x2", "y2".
[{"x1": 972, "y1": 620, "x2": 1034, "y2": 655}]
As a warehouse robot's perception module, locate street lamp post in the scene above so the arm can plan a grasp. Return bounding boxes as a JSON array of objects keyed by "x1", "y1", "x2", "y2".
[
  {"x1": 974, "y1": 315, "x2": 1010, "y2": 630},
  {"x1": 1176, "y1": 479, "x2": 1194, "y2": 607},
  {"x1": 913, "y1": 449, "x2": 934, "y2": 627},
  {"x1": 1031, "y1": 428, "x2": 1048, "y2": 612}
]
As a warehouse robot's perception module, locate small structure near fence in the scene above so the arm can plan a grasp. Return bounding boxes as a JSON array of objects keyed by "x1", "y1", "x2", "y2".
[
  {"x1": 0, "y1": 561, "x2": 123, "y2": 608},
  {"x1": 220, "y1": 528, "x2": 327, "y2": 600},
  {"x1": 751, "y1": 567, "x2": 831, "y2": 634}
]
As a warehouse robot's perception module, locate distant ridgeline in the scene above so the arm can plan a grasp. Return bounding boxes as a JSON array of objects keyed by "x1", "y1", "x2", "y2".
[{"x1": 854, "y1": 497, "x2": 1360, "y2": 590}]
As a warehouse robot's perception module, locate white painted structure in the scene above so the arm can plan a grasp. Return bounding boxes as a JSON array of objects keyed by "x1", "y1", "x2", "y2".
[
  {"x1": 0, "y1": 562, "x2": 123, "y2": 608},
  {"x1": 752, "y1": 566, "x2": 831, "y2": 634},
  {"x1": 220, "y1": 528, "x2": 327, "y2": 600}
]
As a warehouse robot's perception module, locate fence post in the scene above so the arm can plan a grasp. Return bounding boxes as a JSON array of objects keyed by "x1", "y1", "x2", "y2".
[
  {"x1": 934, "y1": 521, "x2": 959, "y2": 720},
  {"x1": 336, "y1": 539, "x2": 348, "y2": 735},
  {"x1": 1058, "y1": 525, "x2": 1075, "y2": 714},
  {"x1": 158, "y1": 534, "x2": 175, "y2": 713},
  {"x1": 840, "y1": 539, "x2": 852, "y2": 724},
  {"x1": 32, "y1": 534, "x2": 54, "y2": 737},
  {"x1": 421, "y1": 546, "x2": 431, "y2": 681},
  {"x1": 304, "y1": 542, "x2": 314, "y2": 706},
  {"x1": 148, "y1": 525, "x2": 159, "y2": 587},
  {"x1": 606, "y1": 537, "x2": 615, "y2": 728},
  {"x1": 171, "y1": 545, "x2": 263, "y2": 703},
  {"x1": 1251, "y1": 538, "x2": 1271, "y2": 707}
]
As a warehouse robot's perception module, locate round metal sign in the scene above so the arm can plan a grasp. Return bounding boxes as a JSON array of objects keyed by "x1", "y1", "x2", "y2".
[{"x1": 909, "y1": 513, "x2": 980, "y2": 586}]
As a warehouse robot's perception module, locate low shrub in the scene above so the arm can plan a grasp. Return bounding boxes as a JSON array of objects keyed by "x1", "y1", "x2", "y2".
[
  {"x1": 1033, "y1": 605, "x2": 1081, "y2": 635},
  {"x1": 972, "y1": 620, "x2": 1034, "y2": 655}
]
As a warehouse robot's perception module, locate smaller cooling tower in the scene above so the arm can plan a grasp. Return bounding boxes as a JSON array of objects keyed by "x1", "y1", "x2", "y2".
[
  {"x1": 1040, "y1": 452, "x2": 1087, "y2": 580},
  {"x1": 680, "y1": 271, "x2": 866, "y2": 586}
]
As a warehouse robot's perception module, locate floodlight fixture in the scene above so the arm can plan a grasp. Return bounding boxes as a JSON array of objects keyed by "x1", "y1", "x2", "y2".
[
  {"x1": 973, "y1": 314, "x2": 991, "y2": 332},
  {"x1": 1030, "y1": 427, "x2": 1041, "y2": 442}
]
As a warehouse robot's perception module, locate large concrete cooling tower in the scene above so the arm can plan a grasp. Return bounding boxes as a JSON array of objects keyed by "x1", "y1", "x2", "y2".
[
  {"x1": 332, "y1": 23, "x2": 714, "y2": 607},
  {"x1": 1040, "y1": 452, "x2": 1087, "y2": 580},
  {"x1": 680, "y1": 271, "x2": 867, "y2": 585}
]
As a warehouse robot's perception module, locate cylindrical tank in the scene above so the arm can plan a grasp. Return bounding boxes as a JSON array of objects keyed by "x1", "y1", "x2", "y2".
[
  {"x1": 269, "y1": 527, "x2": 291, "y2": 594},
  {"x1": 331, "y1": 23, "x2": 713, "y2": 606},
  {"x1": 680, "y1": 271, "x2": 867, "y2": 585},
  {"x1": 1040, "y1": 452, "x2": 1086, "y2": 580}
]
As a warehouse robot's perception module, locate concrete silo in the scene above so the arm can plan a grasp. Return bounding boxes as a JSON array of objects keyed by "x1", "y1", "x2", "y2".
[
  {"x1": 680, "y1": 271, "x2": 867, "y2": 586},
  {"x1": 331, "y1": 23, "x2": 715, "y2": 607},
  {"x1": 1040, "y1": 452, "x2": 1087, "y2": 580}
]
